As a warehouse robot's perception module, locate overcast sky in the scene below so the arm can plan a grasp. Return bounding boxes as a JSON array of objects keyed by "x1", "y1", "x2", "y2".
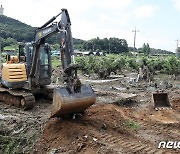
[{"x1": 1, "y1": 0, "x2": 180, "y2": 52}]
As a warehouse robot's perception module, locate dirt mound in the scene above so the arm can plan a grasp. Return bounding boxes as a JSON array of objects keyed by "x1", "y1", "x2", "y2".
[
  {"x1": 35, "y1": 104, "x2": 132, "y2": 154},
  {"x1": 35, "y1": 99, "x2": 180, "y2": 154}
]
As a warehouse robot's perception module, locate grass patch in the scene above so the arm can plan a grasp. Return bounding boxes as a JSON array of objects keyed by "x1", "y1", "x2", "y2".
[
  {"x1": 0, "y1": 135, "x2": 22, "y2": 154},
  {"x1": 124, "y1": 120, "x2": 141, "y2": 131},
  {"x1": 0, "y1": 134, "x2": 37, "y2": 154}
]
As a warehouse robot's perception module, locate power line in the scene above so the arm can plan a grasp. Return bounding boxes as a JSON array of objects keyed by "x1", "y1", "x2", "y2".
[{"x1": 132, "y1": 26, "x2": 139, "y2": 52}]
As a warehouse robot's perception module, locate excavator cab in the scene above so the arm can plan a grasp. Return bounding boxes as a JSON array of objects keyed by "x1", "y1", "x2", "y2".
[
  {"x1": 18, "y1": 43, "x2": 52, "y2": 86},
  {"x1": 39, "y1": 44, "x2": 52, "y2": 85}
]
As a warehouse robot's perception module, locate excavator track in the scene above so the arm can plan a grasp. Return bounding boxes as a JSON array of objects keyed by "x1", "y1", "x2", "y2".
[{"x1": 0, "y1": 87, "x2": 35, "y2": 110}]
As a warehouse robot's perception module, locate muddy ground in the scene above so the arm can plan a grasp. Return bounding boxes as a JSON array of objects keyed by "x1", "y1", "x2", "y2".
[{"x1": 0, "y1": 73, "x2": 180, "y2": 154}]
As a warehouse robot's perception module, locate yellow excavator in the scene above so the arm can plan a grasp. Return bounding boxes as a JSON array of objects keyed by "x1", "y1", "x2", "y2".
[{"x1": 0, "y1": 9, "x2": 96, "y2": 117}]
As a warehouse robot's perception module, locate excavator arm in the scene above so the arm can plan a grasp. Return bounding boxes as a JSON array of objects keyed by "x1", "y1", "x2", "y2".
[
  {"x1": 30, "y1": 9, "x2": 75, "y2": 88},
  {"x1": 29, "y1": 9, "x2": 95, "y2": 117}
]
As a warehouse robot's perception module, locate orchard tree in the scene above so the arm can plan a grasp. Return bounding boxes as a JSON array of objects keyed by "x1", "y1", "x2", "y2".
[
  {"x1": 176, "y1": 47, "x2": 180, "y2": 57},
  {"x1": 142, "y1": 43, "x2": 147, "y2": 53},
  {"x1": 146, "y1": 43, "x2": 150, "y2": 55},
  {"x1": 142, "y1": 43, "x2": 150, "y2": 55}
]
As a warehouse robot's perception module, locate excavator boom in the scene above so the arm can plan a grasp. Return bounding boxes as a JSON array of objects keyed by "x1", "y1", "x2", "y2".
[{"x1": 33, "y1": 9, "x2": 96, "y2": 117}]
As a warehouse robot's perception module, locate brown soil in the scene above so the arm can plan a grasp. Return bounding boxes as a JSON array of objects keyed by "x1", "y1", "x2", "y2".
[
  {"x1": 35, "y1": 104, "x2": 131, "y2": 154},
  {"x1": 35, "y1": 94, "x2": 180, "y2": 154},
  {"x1": 0, "y1": 73, "x2": 180, "y2": 154}
]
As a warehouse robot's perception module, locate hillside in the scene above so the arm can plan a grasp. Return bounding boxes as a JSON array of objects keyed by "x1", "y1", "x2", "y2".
[
  {"x1": 0, "y1": 15, "x2": 81, "y2": 48},
  {"x1": 0, "y1": 15, "x2": 35, "y2": 43}
]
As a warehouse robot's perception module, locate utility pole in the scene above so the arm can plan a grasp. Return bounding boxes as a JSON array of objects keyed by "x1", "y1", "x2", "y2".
[
  {"x1": 108, "y1": 43, "x2": 111, "y2": 54},
  {"x1": 175, "y1": 38, "x2": 180, "y2": 48},
  {"x1": 175, "y1": 38, "x2": 180, "y2": 57},
  {"x1": 0, "y1": 43, "x2": 1, "y2": 74},
  {"x1": 132, "y1": 27, "x2": 139, "y2": 52}
]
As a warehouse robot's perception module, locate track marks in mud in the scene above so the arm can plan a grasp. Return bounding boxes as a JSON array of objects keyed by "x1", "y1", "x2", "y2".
[
  {"x1": 95, "y1": 132, "x2": 168, "y2": 154},
  {"x1": 139, "y1": 121, "x2": 180, "y2": 135}
]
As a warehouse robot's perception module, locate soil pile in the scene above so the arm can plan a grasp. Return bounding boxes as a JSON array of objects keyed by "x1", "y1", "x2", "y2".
[
  {"x1": 35, "y1": 104, "x2": 132, "y2": 154},
  {"x1": 35, "y1": 93, "x2": 180, "y2": 154}
]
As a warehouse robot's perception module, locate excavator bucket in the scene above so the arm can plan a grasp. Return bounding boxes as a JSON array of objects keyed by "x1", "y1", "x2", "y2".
[
  {"x1": 50, "y1": 85, "x2": 96, "y2": 118},
  {"x1": 152, "y1": 92, "x2": 171, "y2": 109}
]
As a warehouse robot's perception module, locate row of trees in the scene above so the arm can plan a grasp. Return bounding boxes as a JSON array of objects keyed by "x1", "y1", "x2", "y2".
[
  {"x1": 74, "y1": 37, "x2": 129, "y2": 53},
  {"x1": 74, "y1": 38, "x2": 173, "y2": 55},
  {"x1": 76, "y1": 55, "x2": 180, "y2": 79}
]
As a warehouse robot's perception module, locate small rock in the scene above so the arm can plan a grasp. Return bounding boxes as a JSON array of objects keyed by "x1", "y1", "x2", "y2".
[
  {"x1": 76, "y1": 143, "x2": 85, "y2": 152},
  {"x1": 83, "y1": 135, "x2": 88, "y2": 138},
  {"x1": 49, "y1": 148, "x2": 59, "y2": 154}
]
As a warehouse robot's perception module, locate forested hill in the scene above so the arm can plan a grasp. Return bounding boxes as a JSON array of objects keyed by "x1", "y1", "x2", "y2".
[
  {"x1": 0, "y1": 15, "x2": 173, "y2": 54},
  {"x1": 0, "y1": 15, "x2": 35, "y2": 44},
  {"x1": 0, "y1": 15, "x2": 78, "y2": 47},
  {"x1": 0, "y1": 15, "x2": 129, "y2": 53}
]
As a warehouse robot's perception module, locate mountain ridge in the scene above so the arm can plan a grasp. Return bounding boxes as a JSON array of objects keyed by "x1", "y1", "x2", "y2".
[{"x1": 0, "y1": 15, "x2": 35, "y2": 43}]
